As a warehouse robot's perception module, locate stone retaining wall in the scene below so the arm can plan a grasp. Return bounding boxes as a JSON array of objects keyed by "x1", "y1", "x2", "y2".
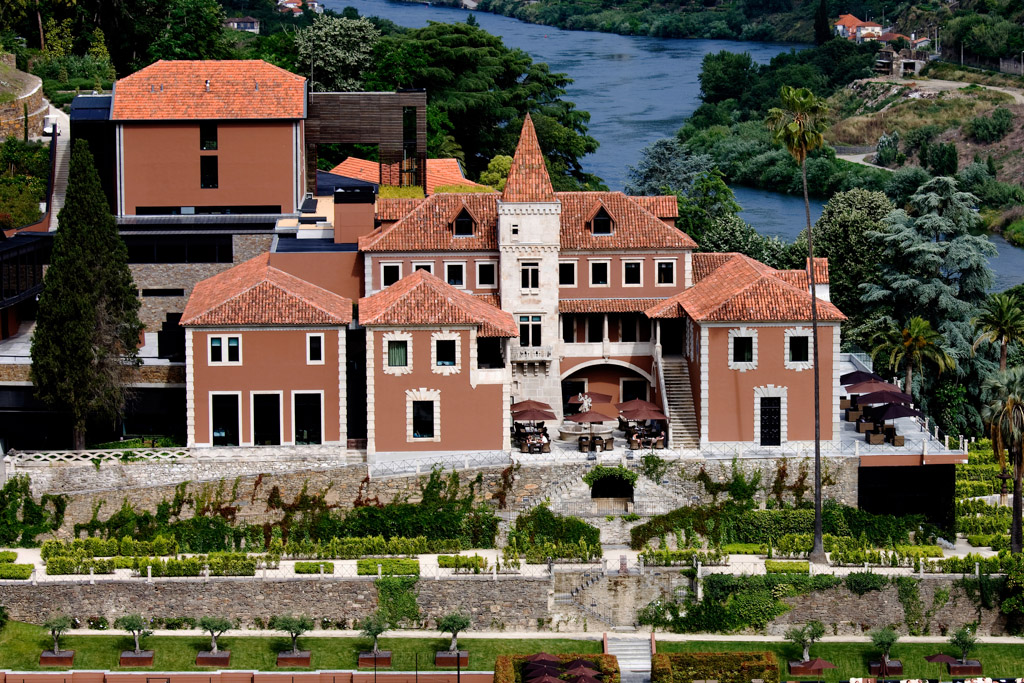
[
  {"x1": 0, "y1": 65, "x2": 45, "y2": 139},
  {"x1": 0, "y1": 576, "x2": 551, "y2": 631}
]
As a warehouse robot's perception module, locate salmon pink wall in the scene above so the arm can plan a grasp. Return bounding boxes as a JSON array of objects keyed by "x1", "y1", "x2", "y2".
[
  {"x1": 372, "y1": 328, "x2": 504, "y2": 452},
  {"x1": 367, "y1": 255, "x2": 499, "y2": 294},
  {"x1": 558, "y1": 253, "x2": 687, "y2": 299},
  {"x1": 192, "y1": 328, "x2": 342, "y2": 445},
  {"x1": 269, "y1": 251, "x2": 363, "y2": 301},
  {"x1": 705, "y1": 324, "x2": 835, "y2": 443},
  {"x1": 121, "y1": 121, "x2": 297, "y2": 213},
  {"x1": 560, "y1": 361, "x2": 653, "y2": 419}
]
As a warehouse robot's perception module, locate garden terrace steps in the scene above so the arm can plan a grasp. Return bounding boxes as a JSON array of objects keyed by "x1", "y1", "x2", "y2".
[
  {"x1": 46, "y1": 105, "x2": 71, "y2": 230},
  {"x1": 605, "y1": 636, "x2": 652, "y2": 672},
  {"x1": 660, "y1": 359, "x2": 699, "y2": 449}
]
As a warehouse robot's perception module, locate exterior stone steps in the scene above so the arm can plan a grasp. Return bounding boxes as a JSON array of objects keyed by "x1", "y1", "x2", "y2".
[
  {"x1": 661, "y1": 359, "x2": 699, "y2": 448},
  {"x1": 47, "y1": 106, "x2": 71, "y2": 230},
  {"x1": 605, "y1": 637, "x2": 651, "y2": 672}
]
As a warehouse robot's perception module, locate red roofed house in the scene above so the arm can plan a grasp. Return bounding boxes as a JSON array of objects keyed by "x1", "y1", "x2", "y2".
[
  {"x1": 833, "y1": 14, "x2": 883, "y2": 42},
  {"x1": 181, "y1": 253, "x2": 352, "y2": 448},
  {"x1": 329, "y1": 157, "x2": 489, "y2": 195}
]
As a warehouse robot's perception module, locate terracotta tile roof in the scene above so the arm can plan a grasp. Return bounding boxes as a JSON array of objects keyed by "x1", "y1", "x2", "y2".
[
  {"x1": 376, "y1": 198, "x2": 426, "y2": 222},
  {"x1": 502, "y1": 114, "x2": 556, "y2": 203},
  {"x1": 559, "y1": 298, "x2": 667, "y2": 314},
  {"x1": 473, "y1": 292, "x2": 501, "y2": 307},
  {"x1": 645, "y1": 253, "x2": 844, "y2": 323},
  {"x1": 329, "y1": 158, "x2": 489, "y2": 195},
  {"x1": 359, "y1": 270, "x2": 517, "y2": 337},
  {"x1": 182, "y1": 253, "x2": 352, "y2": 326},
  {"x1": 632, "y1": 195, "x2": 679, "y2": 219},
  {"x1": 692, "y1": 253, "x2": 736, "y2": 284},
  {"x1": 834, "y1": 13, "x2": 863, "y2": 28},
  {"x1": 360, "y1": 194, "x2": 499, "y2": 252},
  {"x1": 557, "y1": 192, "x2": 696, "y2": 250},
  {"x1": 111, "y1": 60, "x2": 306, "y2": 121},
  {"x1": 693, "y1": 253, "x2": 829, "y2": 286}
]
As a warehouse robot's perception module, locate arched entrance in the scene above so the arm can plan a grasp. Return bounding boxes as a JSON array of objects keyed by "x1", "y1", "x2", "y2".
[
  {"x1": 591, "y1": 476, "x2": 634, "y2": 500},
  {"x1": 560, "y1": 363, "x2": 652, "y2": 418}
]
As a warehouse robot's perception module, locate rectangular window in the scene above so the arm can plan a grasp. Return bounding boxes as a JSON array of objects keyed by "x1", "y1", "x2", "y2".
[
  {"x1": 141, "y1": 288, "x2": 185, "y2": 297},
  {"x1": 381, "y1": 263, "x2": 401, "y2": 287},
  {"x1": 293, "y1": 392, "x2": 322, "y2": 445},
  {"x1": 623, "y1": 261, "x2": 642, "y2": 286},
  {"x1": 200, "y1": 122, "x2": 218, "y2": 151},
  {"x1": 436, "y1": 339, "x2": 456, "y2": 366},
  {"x1": 252, "y1": 393, "x2": 281, "y2": 446},
  {"x1": 200, "y1": 156, "x2": 218, "y2": 189},
  {"x1": 477, "y1": 261, "x2": 497, "y2": 288},
  {"x1": 307, "y1": 333, "x2": 324, "y2": 364},
  {"x1": 209, "y1": 335, "x2": 240, "y2": 365},
  {"x1": 519, "y1": 315, "x2": 542, "y2": 347},
  {"x1": 656, "y1": 261, "x2": 676, "y2": 285},
  {"x1": 445, "y1": 263, "x2": 465, "y2": 287},
  {"x1": 388, "y1": 340, "x2": 408, "y2": 367},
  {"x1": 227, "y1": 336, "x2": 240, "y2": 363},
  {"x1": 412, "y1": 401, "x2": 435, "y2": 439},
  {"x1": 210, "y1": 337, "x2": 222, "y2": 363},
  {"x1": 521, "y1": 262, "x2": 539, "y2": 291},
  {"x1": 733, "y1": 336, "x2": 753, "y2": 363},
  {"x1": 559, "y1": 262, "x2": 576, "y2": 287},
  {"x1": 413, "y1": 262, "x2": 433, "y2": 273},
  {"x1": 789, "y1": 336, "x2": 809, "y2": 363},
  {"x1": 590, "y1": 261, "x2": 609, "y2": 286},
  {"x1": 210, "y1": 394, "x2": 239, "y2": 447},
  {"x1": 561, "y1": 316, "x2": 574, "y2": 344},
  {"x1": 453, "y1": 213, "x2": 474, "y2": 236}
]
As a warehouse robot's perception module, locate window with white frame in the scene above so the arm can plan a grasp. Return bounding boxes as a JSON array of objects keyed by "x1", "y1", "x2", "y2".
[
  {"x1": 521, "y1": 261, "x2": 540, "y2": 291},
  {"x1": 445, "y1": 262, "x2": 466, "y2": 288},
  {"x1": 476, "y1": 261, "x2": 497, "y2": 288},
  {"x1": 728, "y1": 328, "x2": 758, "y2": 371},
  {"x1": 406, "y1": 388, "x2": 441, "y2": 442},
  {"x1": 623, "y1": 260, "x2": 642, "y2": 287},
  {"x1": 382, "y1": 331, "x2": 413, "y2": 375},
  {"x1": 784, "y1": 327, "x2": 814, "y2": 371},
  {"x1": 381, "y1": 263, "x2": 402, "y2": 287},
  {"x1": 209, "y1": 335, "x2": 241, "y2": 365},
  {"x1": 559, "y1": 261, "x2": 577, "y2": 287},
  {"x1": 306, "y1": 333, "x2": 324, "y2": 365},
  {"x1": 431, "y1": 331, "x2": 462, "y2": 375},
  {"x1": 412, "y1": 262, "x2": 433, "y2": 274},
  {"x1": 590, "y1": 260, "x2": 610, "y2": 287},
  {"x1": 655, "y1": 259, "x2": 676, "y2": 286},
  {"x1": 519, "y1": 315, "x2": 542, "y2": 347}
]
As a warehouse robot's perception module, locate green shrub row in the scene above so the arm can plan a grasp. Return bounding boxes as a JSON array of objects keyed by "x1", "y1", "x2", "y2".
[
  {"x1": 845, "y1": 571, "x2": 890, "y2": 595},
  {"x1": 720, "y1": 543, "x2": 766, "y2": 554},
  {"x1": 650, "y1": 652, "x2": 779, "y2": 683},
  {"x1": 925, "y1": 551, "x2": 1015, "y2": 574},
  {"x1": 41, "y1": 535, "x2": 178, "y2": 560},
  {"x1": 356, "y1": 558, "x2": 420, "y2": 575},
  {"x1": 46, "y1": 556, "x2": 116, "y2": 574},
  {"x1": 437, "y1": 554, "x2": 488, "y2": 570},
  {"x1": 957, "y1": 514, "x2": 1011, "y2": 536},
  {"x1": 0, "y1": 551, "x2": 17, "y2": 563},
  {"x1": 522, "y1": 540, "x2": 602, "y2": 564},
  {"x1": 277, "y1": 535, "x2": 462, "y2": 559},
  {"x1": 0, "y1": 563, "x2": 34, "y2": 580},
  {"x1": 639, "y1": 548, "x2": 729, "y2": 567},
  {"x1": 956, "y1": 480, "x2": 997, "y2": 497},
  {"x1": 132, "y1": 553, "x2": 262, "y2": 577},
  {"x1": 764, "y1": 560, "x2": 809, "y2": 574},
  {"x1": 294, "y1": 561, "x2": 335, "y2": 574},
  {"x1": 967, "y1": 534, "x2": 1010, "y2": 551}
]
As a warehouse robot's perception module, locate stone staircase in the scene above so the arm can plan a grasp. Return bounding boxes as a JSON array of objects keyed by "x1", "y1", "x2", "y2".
[
  {"x1": 554, "y1": 570, "x2": 615, "y2": 629},
  {"x1": 660, "y1": 358, "x2": 699, "y2": 448},
  {"x1": 47, "y1": 108, "x2": 71, "y2": 230},
  {"x1": 605, "y1": 636, "x2": 652, "y2": 673}
]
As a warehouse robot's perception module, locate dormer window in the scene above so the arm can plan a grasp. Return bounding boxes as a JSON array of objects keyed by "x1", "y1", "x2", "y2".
[
  {"x1": 591, "y1": 207, "x2": 613, "y2": 235},
  {"x1": 453, "y1": 209, "x2": 474, "y2": 236}
]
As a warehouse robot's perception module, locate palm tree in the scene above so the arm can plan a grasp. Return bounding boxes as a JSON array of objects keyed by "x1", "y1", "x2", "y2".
[
  {"x1": 982, "y1": 367, "x2": 1024, "y2": 553},
  {"x1": 871, "y1": 317, "x2": 956, "y2": 402},
  {"x1": 765, "y1": 85, "x2": 829, "y2": 563},
  {"x1": 973, "y1": 293, "x2": 1024, "y2": 372}
]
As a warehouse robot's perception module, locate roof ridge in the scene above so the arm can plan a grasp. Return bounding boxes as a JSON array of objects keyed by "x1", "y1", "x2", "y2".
[{"x1": 501, "y1": 114, "x2": 556, "y2": 203}]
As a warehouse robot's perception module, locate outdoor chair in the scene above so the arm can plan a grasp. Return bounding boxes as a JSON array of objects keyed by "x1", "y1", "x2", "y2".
[
  {"x1": 604, "y1": 437, "x2": 614, "y2": 451},
  {"x1": 866, "y1": 431, "x2": 885, "y2": 445},
  {"x1": 593, "y1": 438, "x2": 604, "y2": 452},
  {"x1": 840, "y1": 397, "x2": 851, "y2": 410},
  {"x1": 578, "y1": 436, "x2": 591, "y2": 453},
  {"x1": 520, "y1": 442, "x2": 530, "y2": 453},
  {"x1": 542, "y1": 442, "x2": 551, "y2": 453},
  {"x1": 618, "y1": 417, "x2": 629, "y2": 431},
  {"x1": 857, "y1": 420, "x2": 874, "y2": 433},
  {"x1": 654, "y1": 436, "x2": 665, "y2": 449},
  {"x1": 846, "y1": 409, "x2": 862, "y2": 422},
  {"x1": 629, "y1": 435, "x2": 641, "y2": 450},
  {"x1": 888, "y1": 433, "x2": 905, "y2": 447}
]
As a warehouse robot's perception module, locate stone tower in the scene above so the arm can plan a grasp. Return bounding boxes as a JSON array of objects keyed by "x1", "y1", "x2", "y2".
[{"x1": 497, "y1": 115, "x2": 564, "y2": 413}]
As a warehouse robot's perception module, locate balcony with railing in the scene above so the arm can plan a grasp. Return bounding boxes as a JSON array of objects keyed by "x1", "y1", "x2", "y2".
[{"x1": 512, "y1": 345, "x2": 553, "y2": 362}]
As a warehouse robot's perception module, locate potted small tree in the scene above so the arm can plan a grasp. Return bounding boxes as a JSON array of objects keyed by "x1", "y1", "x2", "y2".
[
  {"x1": 196, "y1": 616, "x2": 233, "y2": 666},
  {"x1": 948, "y1": 625, "x2": 982, "y2": 675},
  {"x1": 358, "y1": 610, "x2": 392, "y2": 668},
  {"x1": 869, "y1": 626, "x2": 902, "y2": 676},
  {"x1": 786, "y1": 621, "x2": 825, "y2": 674},
  {"x1": 435, "y1": 612, "x2": 471, "y2": 667},
  {"x1": 272, "y1": 614, "x2": 314, "y2": 667},
  {"x1": 40, "y1": 615, "x2": 75, "y2": 666},
  {"x1": 114, "y1": 614, "x2": 154, "y2": 666}
]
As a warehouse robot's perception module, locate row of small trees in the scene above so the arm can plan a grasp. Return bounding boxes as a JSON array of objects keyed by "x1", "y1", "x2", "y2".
[{"x1": 786, "y1": 621, "x2": 979, "y2": 665}]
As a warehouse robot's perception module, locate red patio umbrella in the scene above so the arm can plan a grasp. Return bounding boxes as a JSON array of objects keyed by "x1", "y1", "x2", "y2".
[
  {"x1": 564, "y1": 667, "x2": 601, "y2": 678},
  {"x1": 525, "y1": 653, "x2": 561, "y2": 664},
  {"x1": 802, "y1": 658, "x2": 836, "y2": 671},
  {"x1": 523, "y1": 664, "x2": 560, "y2": 674},
  {"x1": 621, "y1": 406, "x2": 668, "y2": 422},
  {"x1": 924, "y1": 654, "x2": 959, "y2": 664},
  {"x1": 568, "y1": 676, "x2": 602, "y2": 683},
  {"x1": 855, "y1": 390, "x2": 913, "y2": 405},
  {"x1": 565, "y1": 659, "x2": 598, "y2": 669},
  {"x1": 841, "y1": 370, "x2": 884, "y2": 385},
  {"x1": 845, "y1": 379, "x2": 901, "y2": 394},
  {"x1": 569, "y1": 392, "x2": 613, "y2": 405},
  {"x1": 615, "y1": 398, "x2": 659, "y2": 412},
  {"x1": 511, "y1": 399, "x2": 553, "y2": 412},
  {"x1": 512, "y1": 409, "x2": 557, "y2": 422},
  {"x1": 525, "y1": 675, "x2": 563, "y2": 683},
  {"x1": 867, "y1": 402, "x2": 921, "y2": 423},
  {"x1": 566, "y1": 410, "x2": 609, "y2": 438}
]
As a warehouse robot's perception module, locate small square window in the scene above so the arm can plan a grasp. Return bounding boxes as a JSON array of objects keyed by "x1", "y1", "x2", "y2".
[
  {"x1": 210, "y1": 337, "x2": 222, "y2": 363},
  {"x1": 733, "y1": 337, "x2": 753, "y2": 364},
  {"x1": 307, "y1": 334, "x2": 323, "y2": 364},
  {"x1": 559, "y1": 262, "x2": 576, "y2": 286},
  {"x1": 446, "y1": 263, "x2": 465, "y2": 287},
  {"x1": 436, "y1": 339, "x2": 456, "y2": 366},
  {"x1": 200, "y1": 156, "x2": 218, "y2": 189},
  {"x1": 477, "y1": 262, "x2": 497, "y2": 287},
  {"x1": 656, "y1": 261, "x2": 675, "y2": 285},
  {"x1": 200, "y1": 122, "x2": 218, "y2": 150},
  {"x1": 789, "y1": 336, "x2": 809, "y2": 363},
  {"x1": 382, "y1": 264, "x2": 401, "y2": 287},
  {"x1": 388, "y1": 340, "x2": 408, "y2": 367},
  {"x1": 591, "y1": 262, "x2": 609, "y2": 286},
  {"x1": 623, "y1": 261, "x2": 642, "y2": 286}
]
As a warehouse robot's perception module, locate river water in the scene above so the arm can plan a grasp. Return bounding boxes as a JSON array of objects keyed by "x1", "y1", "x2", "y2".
[{"x1": 338, "y1": 0, "x2": 1024, "y2": 289}]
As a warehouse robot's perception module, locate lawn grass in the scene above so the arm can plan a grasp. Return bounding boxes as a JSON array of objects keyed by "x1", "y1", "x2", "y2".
[
  {"x1": 0, "y1": 621, "x2": 600, "y2": 671},
  {"x1": 656, "y1": 640, "x2": 1024, "y2": 681}
]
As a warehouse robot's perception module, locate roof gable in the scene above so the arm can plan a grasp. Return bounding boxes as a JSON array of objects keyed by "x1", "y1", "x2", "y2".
[
  {"x1": 182, "y1": 253, "x2": 352, "y2": 326},
  {"x1": 329, "y1": 157, "x2": 488, "y2": 195},
  {"x1": 360, "y1": 193, "x2": 500, "y2": 252},
  {"x1": 359, "y1": 270, "x2": 518, "y2": 337},
  {"x1": 557, "y1": 192, "x2": 697, "y2": 250},
  {"x1": 502, "y1": 114, "x2": 556, "y2": 203}
]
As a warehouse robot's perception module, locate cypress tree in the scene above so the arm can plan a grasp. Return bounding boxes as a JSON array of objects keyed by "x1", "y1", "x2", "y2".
[
  {"x1": 31, "y1": 140, "x2": 142, "y2": 449},
  {"x1": 814, "y1": 0, "x2": 832, "y2": 46}
]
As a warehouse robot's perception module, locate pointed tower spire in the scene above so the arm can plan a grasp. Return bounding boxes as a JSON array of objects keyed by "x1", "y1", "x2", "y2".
[{"x1": 501, "y1": 114, "x2": 556, "y2": 203}]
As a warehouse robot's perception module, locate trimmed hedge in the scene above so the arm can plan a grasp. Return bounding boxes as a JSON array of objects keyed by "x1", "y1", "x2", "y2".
[
  {"x1": 720, "y1": 543, "x2": 765, "y2": 554},
  {"x1": 0, "y1": 563, "x2": 33, "y2": 580},
  {"x1": 295, "y1": 561, "x2": 334, "y2": 574},
  {"x1": 437, "y1": 554, "x2": 488, "y2": 570},
  {"x1": 41, "y1": 535, "x2": 178, "y2": 560},
  {"x1": 282, "y1": 535, "x2": 462, "y2": 560},
  {"x1": 650, "y1": 651, "x2": 780, "y2": 683},
  {"x1": 132, "y1": 552, "x2": 260, "y2": 577},
  {"x1": 764, "y1": 560, "x2": 808, "y2": 574},
  {"x1": 0, "y1": 551, "x2": 17, "y2": 563},
  {"x1": 495, "y1": 653, "x2": 621, "y2": 683},
  {"x1": 356, "y1": 558, "x2": 420, "y2": 575},
  {"x1": 640, "y1": 548, "x2": 729, "y2": 566},
  {"x1": 45, "y1": 556, "x2": 115, "y2": 575},
  {"x1": 968, "y1": 534, "x2": 1010, "y2": 551}
]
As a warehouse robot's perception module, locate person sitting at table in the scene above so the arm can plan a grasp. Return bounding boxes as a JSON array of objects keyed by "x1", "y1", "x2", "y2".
[{"x1": 540, "y1": 432, "x2": 549, "y2": 445}]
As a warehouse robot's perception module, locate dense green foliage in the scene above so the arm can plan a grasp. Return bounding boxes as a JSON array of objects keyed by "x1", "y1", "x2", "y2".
[
  {"x1": 0, "y1": 476, "x2": 66, "y2": 547},
  {"x1": 0, "y1": 136, "x2": 50, "y2": 229},
  {"x1": 356, "y1": 558, "x2": 420, "y2": 575},
  {"x1": 0, "y1": 564, "x2": 33, "y2": 579},
  {"x1": 765, "y1": 560, "x2": 809, "y2": 573},
  {"x1": 294, "y1": 561, "x2": 334, "y2": 574},
  {"x1": 582, "y1": 465, "x2": 638, "y2": 488},
  {"x1": 510, "y1": 504, "x2": 601, "y2": 548},
  {"x1": 650, "y1": 651, "x2": 780, "y2": 683},
  {"x1": 968, "y1": 108, "x2": 1015, "y2": 143},
  {"x1": 845, "y1": 571, "x2": 889, "y2": 596}
]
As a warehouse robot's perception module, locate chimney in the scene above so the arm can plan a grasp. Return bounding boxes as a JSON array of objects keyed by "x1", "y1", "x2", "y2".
[{"x1": 333, "y1": 186, "x2": 378, "y2": 244}]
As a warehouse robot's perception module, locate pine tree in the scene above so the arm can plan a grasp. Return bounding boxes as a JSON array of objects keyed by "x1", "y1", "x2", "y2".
[
  {"x1": 31, "y1": 140, "x2": 142, "y2": 449},
  {"x1": 814, "y1": 0, "x2": 832, "y2": 46}
]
